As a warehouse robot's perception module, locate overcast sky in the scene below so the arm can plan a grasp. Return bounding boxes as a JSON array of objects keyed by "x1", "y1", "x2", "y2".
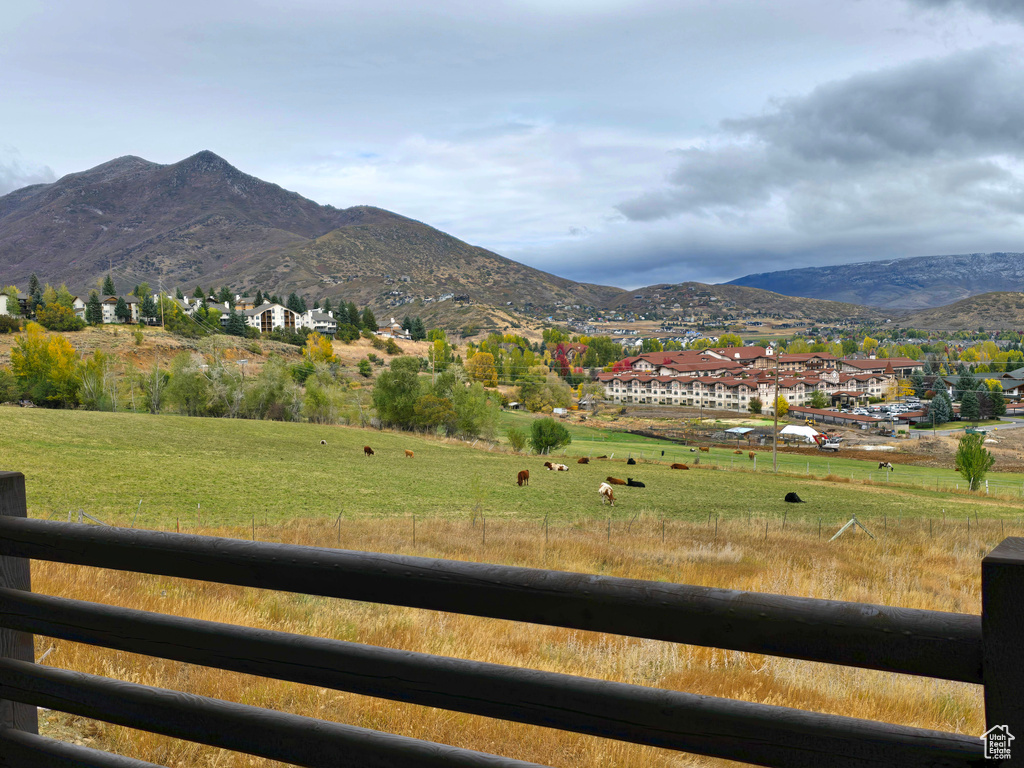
[{"x1": 3, "y1": 0, "x2": 1023, "y2": 289}]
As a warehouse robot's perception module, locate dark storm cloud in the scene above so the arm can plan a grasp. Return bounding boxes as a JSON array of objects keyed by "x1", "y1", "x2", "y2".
[{"x1": 617, "y1": 48, "x2": 1024, "y2": 222}]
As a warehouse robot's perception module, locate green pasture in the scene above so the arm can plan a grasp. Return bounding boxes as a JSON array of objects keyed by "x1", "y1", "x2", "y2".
[
  {"x1": 499, "y1": 411, "x2": 1024, "y2": 496},
  {"x1": 2, "y1": 409, "x2": 1023, "y2": 531}
]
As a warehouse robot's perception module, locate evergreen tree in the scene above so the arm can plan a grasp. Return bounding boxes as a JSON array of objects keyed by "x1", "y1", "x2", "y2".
[
  {"x1": 193, "y1": 285, "x2": 204, "y2": 300},
  {"x1": 102, "y1": 275, "x2": 116, "y2": 296},
  {"x1": 987, "y1": 382, "x2": 1007, "y2": 417},
  {"x1": 175, "y1": 287, "x2": 184, "y2": 300},
  {"x1": 287, "y1": 292, "x2": 307, "y2": 314},
  {"x1": 218, "y1": 286, "x2": 232, "y2": 303},
  {"x1": 28, "y1": 274, "x2": 39, "y2": 298},
  {"x1": 411, "y1": 317, "x2": 426, "y2": 341},
  {"x1": 225, "y1": 309, "x2": 247, "y2": 337},
  {"x1": 322, "y1": 297, "x2": 332, "y2": 313},
  {"x1": 928, "y1": 390, "x2": 953, "y2": 426},
  {"x1": 86, "y1": 291, "x2": 103, "y2": 325},
  {"x1": 402, "y1": 315, "x2": 413, "y2": 332},
  {"x1": 114, "y1": 296, "x2": 131, "y2": 323},
  {"x1": 361, "y1": 307, "x2": 377, "y2": 331},
  {"x1": 955, "y1": 368, "x2": 978, "y2": 400},
  {"x1": 313, "y1": 300, "x2": 320, "y2": 310},
  {"x1": 910, "y1": 368, "x2": 926, "y2": 398},
  {"x1": 960, "y1": 389, "x2": 980, "y2": 422},
  {"x1": 254, "y1": 290, "x2": 264, "y2": 306},
  {"x1": 141, "y1": 295, "x2": 157, "y2": 321},
  {"x1": 347, "y1": 302, "x2": 360, "y2": 327}
]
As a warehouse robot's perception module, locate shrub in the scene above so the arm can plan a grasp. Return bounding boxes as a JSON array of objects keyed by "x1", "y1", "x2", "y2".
[
  {"x1": 358, "y1": 359, "x2": 372, "y2": 377},
  {"x1": 385, "y1": 338, "x2": 403, "y2": 355},
  {"x1": 529, "y1": 417, "x2": 571, "y2": 454},
  {"x1": 506, "y1": 426, "x2": 528, "y2": 453},
  {"x1": 0, "y1": 316, "x2": 22, "y2": 333},
  {"x1": 133, "y1": 329, "x2": 144, "y2": 346},
  {"x1": 35, "y1": 304, "x2": 86, "y2": 332}
]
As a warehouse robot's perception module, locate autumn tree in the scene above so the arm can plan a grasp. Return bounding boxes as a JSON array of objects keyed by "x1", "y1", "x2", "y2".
[
  {"x1": 466, "y1": 351, "x2": 497, "y2": 386},
  {"x1": 302, "y1": 332, "x2": 337, "y2": 364},
  {"x1": 11, "y1": 322, "x2": 81, "y2": 406}
]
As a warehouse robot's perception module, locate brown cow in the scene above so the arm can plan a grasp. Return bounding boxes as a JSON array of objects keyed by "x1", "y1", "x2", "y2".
[
  {"x1": 699, "y1": 447, "x2": 710, "y2": 453},
  {"x1": 733, "y1": 450, "x2": 743, "y2": 455},
  {"x1": 363, "y1": 446, "x2": 375, "y2": 456},
  {"x1": 605, "y1": 476, "x2": 626, "y2": 485},
  {"x1": 748, "y1": 451, "x2": 755, "y2": 460},
  {"x1": 405, "y1": 449, "x2": 414, "y2": 458},
  {"x1": 670, "y1": 463, "x2": 689, "y2": 470},
  {"x1": 577, "y1": 457, "x2": 589, "y2": 464},
  {"x1": 598, "y1": 482, "x2": 615, "y2": 506},
  {"x1": 517, "y1": 470, "x2": 530, "y2": 487},
  {"x1": 596, "y1": 455, "x2": 609, "y2": 459}
]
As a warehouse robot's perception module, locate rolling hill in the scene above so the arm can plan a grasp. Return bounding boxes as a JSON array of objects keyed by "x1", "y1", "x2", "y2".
[{"x1": 727, "y1": 252, "x2": 1024, "y2": 309}]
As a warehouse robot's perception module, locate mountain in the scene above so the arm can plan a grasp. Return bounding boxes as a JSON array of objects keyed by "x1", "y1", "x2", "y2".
[
  {"x1": 0, "y1": 151, "x2": 622, "y2": 322},
  {"x1": 726, "y1": 253, "x2": 1024, "y2": 309},
  {"x1": 900, "y1": 292, "x2": 1024, "y2": 331},
  {"x1": 604, "y1": 282, "x2": 885, "y2": 321}
]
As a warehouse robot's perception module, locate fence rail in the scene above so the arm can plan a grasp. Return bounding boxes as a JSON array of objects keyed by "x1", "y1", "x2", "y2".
[{"x1": 0, "y1": 470, "x2": 1017, "y2": 767}]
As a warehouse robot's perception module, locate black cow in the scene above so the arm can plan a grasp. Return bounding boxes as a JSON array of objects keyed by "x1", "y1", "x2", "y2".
[
  {"x1": 626, "y1": 478, "x2": 645, "y2": 488},
  {"x1": 784, "y1": 492, "x2": 805, "y2": 503}
]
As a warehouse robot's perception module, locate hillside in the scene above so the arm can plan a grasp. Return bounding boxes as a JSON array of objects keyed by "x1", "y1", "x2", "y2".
[
  {"x1": 899, "y1": 292, "x2": 1024, "y2": 331},
  {"x1": 727, "y1": 252, "x2": 1024, "y2": 309},
  {"x1": 0, "y1": 151, "x2": 623, "y2": 325},
  {"x1": 603, "y1": 282, "x2": 887, "y2": 321}
]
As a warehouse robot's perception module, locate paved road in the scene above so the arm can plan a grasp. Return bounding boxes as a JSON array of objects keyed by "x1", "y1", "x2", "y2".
[{"x1": 904, "y1": 417, "x2": 1024, "y2": 438}]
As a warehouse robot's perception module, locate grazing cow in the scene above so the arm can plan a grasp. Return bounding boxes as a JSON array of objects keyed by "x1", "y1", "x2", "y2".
[
  {"x1": 363, "y1": 446, "x2": 375, "y2": 457},
  {"x1": 670, "y1": 463, "x2": 689, "y2": 470},
  {"x1": 596, "y1": 455, "x2": 609, "y2": 459},
  {"x1": 626, "y1": 478, "x2": 645, "y2": 488},
  {"x1": 517, "y1": 470, "x2": 530, "y2": 487},
  {"x1": 405, "y1": 449, "x2": 414, "y2": 459},
  {"x1": 748, "y1": 451, "x2": 755, "y2": 460},
  {"x1": 627, "y1": 457, "x2": 636, "y2": 465},
  {"x1": 878, "y1": 462, "x2": 894, "y2": 471},
  {"x1": 784, "y1": 492, "x2": 805, "y2": 503},
  {"x1": 606, "y1": 476, "x2": 626, "y2": 485},
  {"x1": 733, "y1": 450, "x2": 743, "y2": 455},
  {"x1": 577, "y1": 457, "x2": 589, "y2": 464},
  {"x1": 320, "y1": 440, "x2": 327, "y2": 445},
  {"x1": 699, "y1": 447, "x2": 710, "y2": 453},
  {"x1": 598, "y1": 482, "x2": 615, "y2": 506}
]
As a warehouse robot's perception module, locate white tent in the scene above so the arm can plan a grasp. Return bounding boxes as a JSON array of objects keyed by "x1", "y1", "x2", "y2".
[{"x1": 778, "y1": 425, "x2": 821, "y2": 443}]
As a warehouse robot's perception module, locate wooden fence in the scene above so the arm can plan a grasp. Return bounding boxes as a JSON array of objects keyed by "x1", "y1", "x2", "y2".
[{"x1": 0, "y1": 470, "x2": 1019, "y2": 767}]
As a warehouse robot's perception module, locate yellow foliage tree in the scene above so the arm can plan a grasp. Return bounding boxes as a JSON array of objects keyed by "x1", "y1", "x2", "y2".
[
  {"x1": 467, "y1": 351, "x2": 497, "y2": 386},
  {"x1": 302, "y1": 332, "x2": 337, "y2": 364},
  {"x1": 11, "y1": 322, "x2": 80, "y2": 406},
  {"x1": 861, "y1": 336, "x2": 878, "y2": 353},
  {"x1": 774, "y1": 395, "x2": 789, "y2": 417}
]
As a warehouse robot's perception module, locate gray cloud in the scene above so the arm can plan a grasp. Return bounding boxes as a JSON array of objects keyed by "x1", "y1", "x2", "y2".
[
  {"x1": 0, "y1": 150, "x2": 55, "y2": 196},
  {"x1": 908, "y1": 0, "x2": 1024, "y2": 23}
]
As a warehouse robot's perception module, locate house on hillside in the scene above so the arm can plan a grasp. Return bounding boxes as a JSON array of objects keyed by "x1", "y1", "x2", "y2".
[
  {"x1": 302, "y1": 310, "x2": 337, "y2": 336},
  {"x1": 0, "y1": 292, "x2": 28, "y2": 316},
  {"x1": 100, "y1": 295, "x2": 139, "y2": 324},
  {"x1": 376, "y1": 318, "x2": 411, "y2": 340},
  {"x1": 243, "y1": 303, "x2": 300, "y2": 333}
]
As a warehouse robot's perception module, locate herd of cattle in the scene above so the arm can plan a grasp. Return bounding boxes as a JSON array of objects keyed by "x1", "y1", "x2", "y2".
[
  {"x1": 515, "y1": 456, "x2": 652, "y2": 506},
  {"x1": 352, "y1": 441, "x2": 885, "y2": 508}
]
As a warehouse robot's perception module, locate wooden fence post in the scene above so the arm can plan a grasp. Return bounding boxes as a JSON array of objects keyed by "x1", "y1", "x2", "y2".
[
  {"x1": 0, "y1": 471, "x2": 38, "y2": 734},
  {"x1": 982, "y1": 536, "x2": 1024, "y2": 753}
]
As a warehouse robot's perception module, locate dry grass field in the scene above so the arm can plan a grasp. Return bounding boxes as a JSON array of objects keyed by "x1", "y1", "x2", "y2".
[{"x1": 33, "y1": 513, "x2": 993, "y2": 767}]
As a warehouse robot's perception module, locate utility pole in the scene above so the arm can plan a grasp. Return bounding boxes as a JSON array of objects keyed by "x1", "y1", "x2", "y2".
[
  {"x1": 772, "y1": 345, "x2": 780, "y2": 473},
  {"x1": 158, "y1": 275, "x2": 165, "y2": 329}
]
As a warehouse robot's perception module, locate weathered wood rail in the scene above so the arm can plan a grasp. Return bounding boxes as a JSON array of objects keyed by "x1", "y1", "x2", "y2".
[{"x1": 0, "y1": 470, "x2": 1019, "y2": 767}]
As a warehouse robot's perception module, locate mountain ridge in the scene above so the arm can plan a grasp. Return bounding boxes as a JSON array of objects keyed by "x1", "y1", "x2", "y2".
[{"x1": 727, "y1": 252, "x2": 1024, "y2": 309}]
